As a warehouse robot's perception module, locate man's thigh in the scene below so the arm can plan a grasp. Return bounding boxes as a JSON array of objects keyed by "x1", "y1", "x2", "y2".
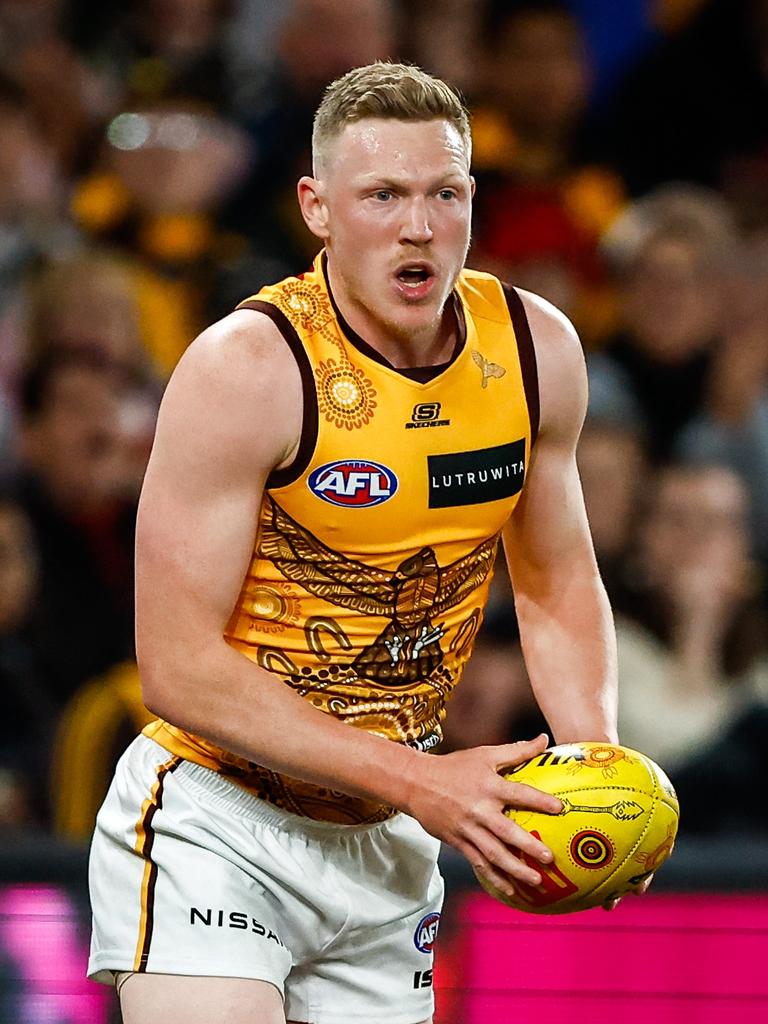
[
  {"x1": 118, "y1": 972, "x2": 286, "y2": 1024},
  {"x1": 118, "y1": 972, "x2": 434, "y2": 1024}
]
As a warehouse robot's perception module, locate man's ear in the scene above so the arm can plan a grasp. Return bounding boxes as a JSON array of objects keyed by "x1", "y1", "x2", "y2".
[{"x1": 297, "y1": 176, "x2": 330, "y2": 240}]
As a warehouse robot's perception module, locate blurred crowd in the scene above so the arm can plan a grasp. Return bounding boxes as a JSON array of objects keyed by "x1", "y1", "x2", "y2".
[{"x1": 1, "y1": 0, "x2": 767, "y2": 842}]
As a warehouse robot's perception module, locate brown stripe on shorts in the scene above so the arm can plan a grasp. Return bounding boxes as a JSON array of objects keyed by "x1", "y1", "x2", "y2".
[{"x1": 132, "y1": 755, "x2": 182, "y2": 972}]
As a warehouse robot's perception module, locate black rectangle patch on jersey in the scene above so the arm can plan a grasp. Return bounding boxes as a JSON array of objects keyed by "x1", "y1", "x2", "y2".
[{"x1": 428, "y1": 440, "x2": 526, "y2": 508}]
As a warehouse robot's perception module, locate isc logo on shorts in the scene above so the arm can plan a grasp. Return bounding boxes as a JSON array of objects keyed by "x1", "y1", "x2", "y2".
[
  {"x1": 308, "y1": 460, "x2": 398, "y2": 508},
  {"x1": 413, "y1": 912, "x2": 440, "y2": 953}
]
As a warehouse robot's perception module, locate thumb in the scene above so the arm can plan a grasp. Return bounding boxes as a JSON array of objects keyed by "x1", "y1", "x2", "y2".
[{"x1": 491, "y1": 733, "x2": 550, "y2": 772}]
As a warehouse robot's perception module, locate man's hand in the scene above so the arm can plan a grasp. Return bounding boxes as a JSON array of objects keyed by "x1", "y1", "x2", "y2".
[
  {"x1": 406, "y1": 734, "x2": 562, "y2": 899},
  {"x1": 602, "y1": 873, "x2": 654, "y2": 911}
]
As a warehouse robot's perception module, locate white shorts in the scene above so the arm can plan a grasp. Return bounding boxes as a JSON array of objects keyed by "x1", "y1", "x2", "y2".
[{"x1": 88, "y1": 736, "x2": 444, "y2": 1024}]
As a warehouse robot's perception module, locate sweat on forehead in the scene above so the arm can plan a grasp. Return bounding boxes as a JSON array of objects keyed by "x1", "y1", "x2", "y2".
[
  {"x1": 312, "y1": 61, "x2": 472, "y2": 176},
  {"x1": 317, "y1": 116, "x2": 470, "y2": 179}
]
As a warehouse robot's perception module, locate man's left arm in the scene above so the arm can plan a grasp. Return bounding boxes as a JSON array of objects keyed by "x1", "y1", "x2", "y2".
[{"x1": 502, "y1": 290, "x2": 618, "y2": 745}]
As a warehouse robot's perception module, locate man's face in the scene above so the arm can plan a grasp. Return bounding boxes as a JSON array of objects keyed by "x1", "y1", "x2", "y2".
[
  {"x1": 23, "y1": 365, "x2": 124, "y2": 510},
  {"x1": 622, "y1": 237, "x2": 723, "y2": 359},
  {"x1": 492, "y1": 12, "x2": 588, "y2": 134},
  {"x1": 641, "y1": 467, "x2": 749, "y2": 582},
  {"x1": 314, "y1": 118, "x2": 473, "y2": 347}
]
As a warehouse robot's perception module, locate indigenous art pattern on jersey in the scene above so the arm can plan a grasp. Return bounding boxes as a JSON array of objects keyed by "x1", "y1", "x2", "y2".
[
  {"x1": 144, "y1": 253, "x2": 539, "y2": 823},
  {"x1": 256, "y1": 494, "x2": 498, "y2": 688},
  {"x1": 275, "y1": 277, "x2": 378, "y2": 430}
]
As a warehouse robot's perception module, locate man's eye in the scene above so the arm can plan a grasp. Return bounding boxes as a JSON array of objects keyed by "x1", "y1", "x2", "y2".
[
  {"x1": 438, "y1": 189, "x2": 457, "y2": 201},
  {"x1": 374, "y1": 190, "x2": 393, "y2": 201}
]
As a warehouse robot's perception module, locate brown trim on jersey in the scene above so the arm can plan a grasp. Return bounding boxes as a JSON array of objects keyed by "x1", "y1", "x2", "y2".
[
  {"x1": 236, "y1": 299, "x2": 319, "y2": 489},
  {"x1": 321, "y1": 251, "x2": 467, "y2": 381},
  {"x1": 133, "y1": 756, "x2": 181, "y2": 972},
  {"x1": 398, "y1": 362, "x2": 452, "y2": 383},
  {"x1": 502, "y1": 284, "x2": 540, "y2": 446}
]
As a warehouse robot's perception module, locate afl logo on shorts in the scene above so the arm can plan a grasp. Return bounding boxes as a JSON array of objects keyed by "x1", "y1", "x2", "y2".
[
  {"x1": 413, "y1": 912, "x2": 440, "y2": 953},
  {"x1": 308, "y1": 460, "x2": 398, "y2": 508}
]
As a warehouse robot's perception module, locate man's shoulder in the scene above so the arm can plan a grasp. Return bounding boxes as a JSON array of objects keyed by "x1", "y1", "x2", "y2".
[
  {"x1": 512, "y1": 290, "x2": 586, "y2": 442},
  {"x1": 178, "y1": 308, "x2": 299, "y2": 386},
  {"x1": 157, "y1": 309, "x2": 303, "y2": 458},
  {"x1": 515, "y1": 289, "x2": 581, "y2": 353}
]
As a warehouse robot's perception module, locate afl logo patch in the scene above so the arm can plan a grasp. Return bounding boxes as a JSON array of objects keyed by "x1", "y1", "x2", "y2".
[
  {"x1": 307, "y1": 460, "x2": 398, "y2": 508},
  {"x1": 413, "y1": 912, "x2": 440, "y2": 953}
]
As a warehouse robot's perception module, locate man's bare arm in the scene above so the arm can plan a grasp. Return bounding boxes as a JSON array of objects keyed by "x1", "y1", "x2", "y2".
[
  {"x1": 136, "y1": 311, "x2": 425, "y2": 800},
  {"x1": 503, "y1": 291, "x2": 619, "y2": 744},
  {"x1": 136, "y1": 310, "x2": 559, "y2": 898}
]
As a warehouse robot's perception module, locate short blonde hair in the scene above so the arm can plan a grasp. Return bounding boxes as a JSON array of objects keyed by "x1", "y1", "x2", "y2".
[{"x1": 312, "y1": 61, "x2": 471, "y2": 174}]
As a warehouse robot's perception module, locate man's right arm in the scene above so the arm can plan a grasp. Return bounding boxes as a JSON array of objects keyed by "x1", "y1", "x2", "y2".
[{"x1": 136, "y1": 310, "x2": 558, "y2": 896}]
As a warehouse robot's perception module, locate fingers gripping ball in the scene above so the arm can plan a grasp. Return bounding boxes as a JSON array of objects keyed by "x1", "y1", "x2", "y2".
[{"x1": 475, "y1": 743, "x2": 679, "y2": 914}]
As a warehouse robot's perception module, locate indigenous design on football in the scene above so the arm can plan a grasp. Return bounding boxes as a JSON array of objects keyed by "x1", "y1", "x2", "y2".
[
  {"x1": 475, "y1": 743, "x2": 680, "y2": 914},
  {"x1": 570, "y1": 830, "x2": 614, "y2": 869},
  {"x1": 315, "y1": 358, "x2": 377, "y2": 429},
  {"x1": 634, "y1": 825, "x2": 677, "y2": 873},
  {"x1": 257, "y1": 496, "x2": 499, "y2": 686},
  {"x1": 559, "y1": 796, "x2": 645, "y2": 821},
  {"x1": 566, "y1": 745, "x2": 633, "y2": 779}
]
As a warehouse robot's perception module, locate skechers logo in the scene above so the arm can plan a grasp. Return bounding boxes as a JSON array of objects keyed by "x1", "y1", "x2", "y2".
[
  {"x1": 308, "y1": 459, "x2": 398, "y2": 508},
  {"x1": 405, "y1": 402, "x2": 450, "y2": 430},
  {"x1": 189, "y1": 908, "x2": 286, "y2": 947},
  {"x1": 428, "y1": 440, "x2": 526, "y2": 508}
]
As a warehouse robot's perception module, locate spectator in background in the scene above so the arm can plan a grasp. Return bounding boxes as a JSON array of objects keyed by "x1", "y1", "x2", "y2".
[
  {"x1": 70, "y1": 98, "x2": 254, "y2": 364},
  {"x1": 0, "y1": 492, "x2": 55, "y2": 828},
  {"x1": 614, "y1": 463, "x2": 768, "y2": 786},
  {"x1": 676, "y1": 229, "x2": 768, "y2": 563},
  {"x1": 12, "y1": 348, "x2": 140, "y2": 706},
  {"x1": 0, "y1": 0, "x2": 112, "y2": 173},
  {"x1": 50, "y1": 660, "x2": 153, "y2": 841},
  {"x1": 23, "y1": 252, "x2": 151, "y2": 373},
  {"x1": 80, "y1": 0, "x2": 237, "y2": 114},
  {"x1": 588, "y1": 185, "x2": 742, "y2": 462},
  {"x1": 0, "y1": 74, "x2": 75, "y2": 402},
  {"x1": 22, "y1": 249, "x2": 185, "y2": 383},
  {"x1": 586, "y1": 0, "x2": 768, "y2": 208},
  {"x1": 576, "y1": 413, "x2": 647, "y2": 603},
  {"x1": 395, "y1": 0, "x2": 482, "y2": 96},
  {"x1": 468, "y1": 0, "x2": 625, "y2": 342}
]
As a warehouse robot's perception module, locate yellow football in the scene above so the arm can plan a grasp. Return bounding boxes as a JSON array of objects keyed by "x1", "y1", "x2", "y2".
[{"x1": 475, "y1": 742, "x2": 680, "y2": 914}]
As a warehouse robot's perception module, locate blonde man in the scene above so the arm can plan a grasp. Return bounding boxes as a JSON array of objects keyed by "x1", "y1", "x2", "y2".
[{"x1": 88, "y1": 63, "x2": 619, "y2": 1024}]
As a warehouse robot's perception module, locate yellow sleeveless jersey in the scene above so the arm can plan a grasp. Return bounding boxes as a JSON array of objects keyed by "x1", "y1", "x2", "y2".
[{"x1": 144, "y1": 252, "x2": 539, "y2": 823}]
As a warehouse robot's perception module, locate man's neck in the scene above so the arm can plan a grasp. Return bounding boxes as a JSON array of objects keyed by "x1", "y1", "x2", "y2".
[{"x1": 325, "y1": 260, "x2": 459, "y2": 369}]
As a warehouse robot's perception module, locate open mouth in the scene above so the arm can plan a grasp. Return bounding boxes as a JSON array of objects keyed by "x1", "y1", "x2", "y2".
[
  {"x1": 397, "y1": 266, "x2": 431, "y2": 285},
  {"x1": 394, "y1": 263, "x2": 436, "y2": 298}
]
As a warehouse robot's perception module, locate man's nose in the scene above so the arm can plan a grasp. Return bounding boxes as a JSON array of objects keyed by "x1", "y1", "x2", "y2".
[{"x1": 399, "y1": 196, "x2": 433, "y2": 245}]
